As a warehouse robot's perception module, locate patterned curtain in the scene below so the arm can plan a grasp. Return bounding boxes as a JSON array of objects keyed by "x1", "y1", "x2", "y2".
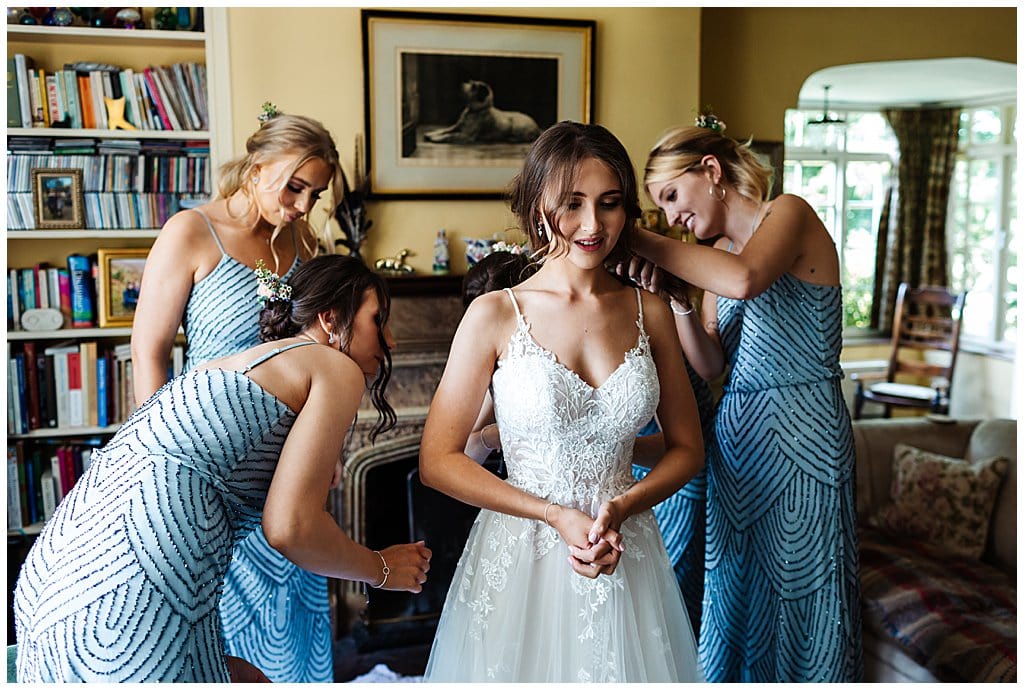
[
  {"x1": 870, "y1": 184, "x2": 893, "y2": 330},
  {"x1": 878, "y1": 108, "x2": 960, "y2": 331}
]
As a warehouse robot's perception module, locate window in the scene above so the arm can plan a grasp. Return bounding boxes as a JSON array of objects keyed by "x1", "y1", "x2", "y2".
[
  {"x1": 783, "y1": 111, "x2": 897, "y2": 330},
  {"x1": 784, "y1": 104, "x2": 1018, "y2": 349},
  {"x1": 948, "y1": 105, "x2": 1017, "y2": 348}
]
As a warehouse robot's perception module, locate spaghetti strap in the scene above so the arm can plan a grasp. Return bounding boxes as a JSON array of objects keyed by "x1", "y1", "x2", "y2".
[
  {"x1": 504, "y1": 288, "x2": 524, "y2": 320},
  {"x1": 634, "y1": 287, "x2": 644, "y2": 324},
  {"x1": 192, "y1": 208, "x2": 227, "y2": 256},
  {"x1": 241, "y1": 340, "x2": 318, "y2": 374}
]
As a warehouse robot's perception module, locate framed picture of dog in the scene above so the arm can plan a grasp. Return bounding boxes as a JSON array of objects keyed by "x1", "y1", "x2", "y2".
[{"x1": 362, "y1": 10, "x2": 595, "y2": 199}]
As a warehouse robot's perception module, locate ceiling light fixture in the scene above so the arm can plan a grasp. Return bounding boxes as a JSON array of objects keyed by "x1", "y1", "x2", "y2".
[{"x1": 808, "y1": 84, "x2": 846, "y2": 126}]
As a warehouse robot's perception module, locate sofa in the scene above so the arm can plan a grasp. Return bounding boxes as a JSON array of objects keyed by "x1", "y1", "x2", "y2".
[{"x1": 853, "y1": 417, "x2": 1016, "y2": 682}]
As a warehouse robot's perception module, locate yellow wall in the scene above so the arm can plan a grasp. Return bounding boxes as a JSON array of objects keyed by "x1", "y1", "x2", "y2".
[
  {"x1": 225, "y1": 7, "x2": 701, "y2": 274},
  {"x1": 700, "y1": 7, "x2": 1017, "y2": 141}
]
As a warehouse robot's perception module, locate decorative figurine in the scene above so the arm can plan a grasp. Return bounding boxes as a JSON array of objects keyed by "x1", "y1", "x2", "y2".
[
  {"x1": 44, "y1": 7, "x2": 75, "y2": 26},
  {"x1": 176, "y1": 7, "x2": 192, "y2": 30},
  {"x1": 464, "y1": 238, "x2": 494, "y2": 267},
  {"x1": 154, "y1": 7, "x2": 177, "y2": 30},
  {"x1": 105, "y1": 96, "x2": 137, "y2": 131},
  {"x1": 334, "y1": 134, "x2": 372, "y2": 263},
  {"x1": 114, "y1": 8, "x2": 143, "y2": 29},
  {"x1": 374, "y1": 249, "x2": 415, "y2": 275},
  {"x1": 432, "y1": 228, "x2": 450, "y2": 274}
]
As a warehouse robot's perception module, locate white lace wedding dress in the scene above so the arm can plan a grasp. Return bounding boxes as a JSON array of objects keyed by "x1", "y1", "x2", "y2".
[{"x1": 424, "y1": 288, "x2": 703, "y2": 682}]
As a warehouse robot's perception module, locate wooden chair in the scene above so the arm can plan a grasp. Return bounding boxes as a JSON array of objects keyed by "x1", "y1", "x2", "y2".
[{"x1": 852, "y1": 283, "x2": 966, "y2": 419}]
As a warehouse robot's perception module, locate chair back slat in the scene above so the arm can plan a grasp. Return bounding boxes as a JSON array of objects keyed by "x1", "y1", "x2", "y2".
[{"x1": 859, "y1": 282, "x2": 967, "y2": 418}]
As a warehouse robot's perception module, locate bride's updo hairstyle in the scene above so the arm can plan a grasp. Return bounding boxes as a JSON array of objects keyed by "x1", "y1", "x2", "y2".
[
  {"x1": 259, "y1": 254, "x2": 395, "y2": 440},
  {"x1": 508, "y1": 120, "x2": 641, "y2": 265}
]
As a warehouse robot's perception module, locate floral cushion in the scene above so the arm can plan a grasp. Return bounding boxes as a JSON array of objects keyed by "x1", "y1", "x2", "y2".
[{"x1": 869, "y1": 444, "x2": 1008, "y2": 560}]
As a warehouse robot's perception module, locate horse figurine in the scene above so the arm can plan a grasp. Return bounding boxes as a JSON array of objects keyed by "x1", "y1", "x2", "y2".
[{"x1": 374, "y1": 248, "x2": 415, "y2": 275}]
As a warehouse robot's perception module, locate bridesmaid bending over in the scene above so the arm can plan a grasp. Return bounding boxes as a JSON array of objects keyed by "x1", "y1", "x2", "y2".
[
  {"x1": 14, "y1": 255, "x2": 432, "y2": 682},
  {"x1": 130, "y1": 108, "x2": 341, "y2": 682}
]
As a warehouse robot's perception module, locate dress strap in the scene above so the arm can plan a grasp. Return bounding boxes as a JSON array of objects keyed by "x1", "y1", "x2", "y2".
[
  {"x1": 192, "y1": 208, "x2": 227, "y2": 256},
  {"x1": 634, "y1": 287, "x2": 644, "y2": 324},
  {"x1": 241, "y1": 340, "x2": 318, "y2": 374},
  {"x1": 504, "y1": 288, "x2": 524, "y2": 321}
]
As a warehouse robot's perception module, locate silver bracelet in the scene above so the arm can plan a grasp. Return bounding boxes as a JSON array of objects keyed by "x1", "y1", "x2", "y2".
[
  {"x1": 369, "y1": 550, "x2": 390, "y2": 589},
  {"x1": 670, "y1": 300, "x2": 695, "y2": 316},
  {"x1": 480, "y1": 424, "x2": 497, "y2": 452},
  {"x1": 543, "y1": 502, "x2": 558, "y2": 527}
]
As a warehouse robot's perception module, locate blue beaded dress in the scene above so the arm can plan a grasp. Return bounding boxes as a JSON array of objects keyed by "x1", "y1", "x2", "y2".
[
  {"x1": 182, "y1": 211, "x2": 332, "y2": 683},
  {"x1": 13, "y1": 341, "x2": 318, "y2": 682},
  {"x1": 632, "y1": 360, "x2": 713, "y2": 635},
  {"x1": 700, "y1": 272, "x2": 863, "y2": 682}
]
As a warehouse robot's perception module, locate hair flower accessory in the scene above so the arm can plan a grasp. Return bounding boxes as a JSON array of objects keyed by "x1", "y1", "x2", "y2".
[
  {"x1": 258, "y1": 101, "x2": 281, "y2": 124},
  {"x1": 254, "y1": 258, "x2": 292, "y2": 306},
  {"x1": 489, "y1": 240, "x2": 528, "y2": 256},
  {"x1": 694, "y1": 107, "x2": 727, "y2": 133}
]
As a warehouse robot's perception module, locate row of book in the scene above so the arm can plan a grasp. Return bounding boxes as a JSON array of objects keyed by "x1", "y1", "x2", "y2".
[
  {"x1": 8, "y1": 439, "x2": 101, "y2": 529},
  {"x1": 8, "y1": 190, "x2": 207, "y2": 231},
  {"x1": 8, "y1": 256, "x2": 97, "y2": 331},
  {"x1": 7, "y1": 150, "x2": 212, "y2": 194},
  {"x1": 8, "y1": 54, "x2": 208, "y2": 132},
  {"x1": 7, "y1": 339, "x2": 184, "y2": 435}
]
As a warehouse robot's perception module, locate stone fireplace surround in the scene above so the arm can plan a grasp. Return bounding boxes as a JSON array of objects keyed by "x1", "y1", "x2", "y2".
[{"x1": 327, "y1": 277, "x2": 473, "y2": 662}]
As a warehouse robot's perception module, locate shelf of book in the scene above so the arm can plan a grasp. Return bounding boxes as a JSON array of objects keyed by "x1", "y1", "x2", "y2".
[
  {"x1": 7, "y1": 24, "x2": 207, "y2": 45},
  {"x1": 8, "y1": 424, "x2": 121, "y2": 440},
  {"x1": 8, "y1": 522, "x2": 44, "y2": 537},
  {"x1": 6, "y1": 127, "x2": 210, "y2": 140},
  {"x1": 7, "y1": 328, "x2": 133, "y2": 341},
  {"x1": 6, "y1": 9, "x2": 228, "y2": 539},
  {"x1": 8, "y1": 229, "x2": 162, "y2": 240}
]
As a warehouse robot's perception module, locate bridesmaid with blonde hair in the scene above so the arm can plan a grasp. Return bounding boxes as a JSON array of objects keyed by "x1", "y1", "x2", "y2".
[{"x1": 130, "y1": 106, "x2": 345, "y2": 682}]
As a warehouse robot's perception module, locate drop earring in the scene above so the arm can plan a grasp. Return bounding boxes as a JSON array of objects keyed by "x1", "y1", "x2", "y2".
[
  {"x1": 536, "y1": 219, "x2": 547, "y2": 241},
  {"x1": 252, "y1": 175, "x2": 260, "y2": 185},
  {"x1": 328, "y1": 332, "x2": 336, "y2": 345}
]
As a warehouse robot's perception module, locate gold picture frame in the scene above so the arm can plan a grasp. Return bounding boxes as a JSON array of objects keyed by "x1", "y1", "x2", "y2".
[
  {"x1": 97, "y1": 248, "x2": 148, "y2": 327},
  {"x1": 362, "y1": 10, "x2": 595, "y2": 199},
  {"x1": 31, "y1": 168, "x2": 85, "y2": 229}
]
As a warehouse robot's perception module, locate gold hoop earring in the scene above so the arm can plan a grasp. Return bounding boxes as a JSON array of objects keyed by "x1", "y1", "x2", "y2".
[{"x1": 709, "y1": 183, "x2": 726, "y2": 202}]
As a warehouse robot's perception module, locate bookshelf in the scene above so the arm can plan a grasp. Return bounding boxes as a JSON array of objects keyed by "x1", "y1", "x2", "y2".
[{"x1": 6, "y1": 10, "x2": 231, "y2": 537}]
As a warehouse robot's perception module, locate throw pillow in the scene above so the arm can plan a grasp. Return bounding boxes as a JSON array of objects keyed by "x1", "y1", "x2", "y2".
[{"x1": 869, "y1": 444, "x2": 1008, "y2": 560}]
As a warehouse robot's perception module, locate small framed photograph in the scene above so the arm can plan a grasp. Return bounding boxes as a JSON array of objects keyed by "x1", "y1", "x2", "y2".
[
  {"x1": 31, "y1": 168, "x2": 85, "y2": 229},
  {"x1": 96, "y1": 248, "x2": 148, "y2": 327},
  {"x1": 362, "y1": 10, "x2": 595, "y2": 199}
]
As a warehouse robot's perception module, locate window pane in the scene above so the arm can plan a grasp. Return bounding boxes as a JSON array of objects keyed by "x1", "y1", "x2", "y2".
[
  {"x1": 971, "y1": 108, "x2": 1002, "y2": 145},
  {"x1": 842, "y1": 161, "x2": 890, "y2": 329},
  {"x1": 800, "y1": 162, "x2": 837, "y2": 205},
  {"x1": 845, "y1": 112, "x2": 898, "y2": 157},
  {"x1": 1004, "y1": 159, "x2": 1017, "y2": 343},
  {"x1": 968, "y1": 159, "x2": 998, "y2": 205},
  {"x1": 802, "y1": 122, "x2": 843, "y2": 151}
]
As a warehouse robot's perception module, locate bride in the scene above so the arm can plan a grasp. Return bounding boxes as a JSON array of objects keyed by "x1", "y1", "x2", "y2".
[{"x1": 418, "y1": 121, "x2": 705, "y2": 682}]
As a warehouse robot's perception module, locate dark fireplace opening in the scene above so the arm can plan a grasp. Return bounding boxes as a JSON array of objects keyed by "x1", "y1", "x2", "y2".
[{"x1": 348, "y1": 447, "x2": 504, "y2": 653}]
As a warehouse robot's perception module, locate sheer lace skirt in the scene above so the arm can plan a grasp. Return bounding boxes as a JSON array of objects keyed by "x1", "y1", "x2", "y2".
[{"x1": 424, "y1": 508, "x2": 703, "y2": 682}]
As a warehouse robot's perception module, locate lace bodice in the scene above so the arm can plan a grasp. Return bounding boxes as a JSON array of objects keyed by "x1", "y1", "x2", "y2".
[{"x1": 491, "y1": 288, "x2": 659, "y2": 516}]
